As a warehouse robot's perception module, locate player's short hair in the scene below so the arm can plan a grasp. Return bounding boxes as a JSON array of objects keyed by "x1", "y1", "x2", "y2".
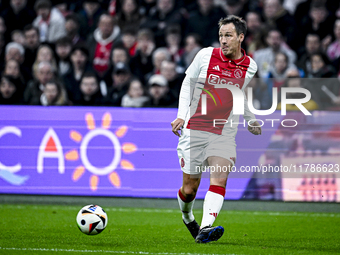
[{"x1": 218, "y1": 15, "x2": 247, "y2": 36}]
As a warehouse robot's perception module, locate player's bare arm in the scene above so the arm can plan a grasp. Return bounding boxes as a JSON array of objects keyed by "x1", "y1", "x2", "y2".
[
  {"x1": 248, "y1": 121, "x2": 262, "y2": 135},
  {"x1": 171, "y1": 118, "x2": 185, "y2": 137}
]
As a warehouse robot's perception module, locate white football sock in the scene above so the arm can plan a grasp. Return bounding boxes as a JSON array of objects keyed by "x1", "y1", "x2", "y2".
[
  {"x1": 177, "y1": 189, "x2": 195, "y2": 224},
  {"x1": 201, "y1": 185, "x2": 225, "y2": 228}
]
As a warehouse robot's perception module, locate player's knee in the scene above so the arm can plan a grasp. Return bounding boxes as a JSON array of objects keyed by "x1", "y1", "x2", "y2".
[{"x1": 182, "y1": 185, "x2": 197, "y2": 198}]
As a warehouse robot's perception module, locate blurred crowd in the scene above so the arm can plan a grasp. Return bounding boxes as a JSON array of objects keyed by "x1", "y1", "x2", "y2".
[{"x1": 0, "y1": 0, "x2": 340, "y2": 110}]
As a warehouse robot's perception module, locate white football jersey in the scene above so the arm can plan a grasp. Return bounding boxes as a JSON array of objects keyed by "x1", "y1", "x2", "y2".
[{"x1": 177, "y1": 47, "x2": 258, "y2": 137}]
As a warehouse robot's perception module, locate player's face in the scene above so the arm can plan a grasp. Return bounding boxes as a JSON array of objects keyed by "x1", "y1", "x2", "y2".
[{"x1": 219, "y1": 23, "x2": 243, "y2": 58}]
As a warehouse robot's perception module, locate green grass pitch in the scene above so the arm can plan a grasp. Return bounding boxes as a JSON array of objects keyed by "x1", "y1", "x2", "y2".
[{"x1": 0, "y1": 204, "x2": 339, "y2": 255}]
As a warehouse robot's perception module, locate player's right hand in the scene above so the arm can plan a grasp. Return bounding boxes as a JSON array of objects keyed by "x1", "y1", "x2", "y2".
[{"x1": 171, "y1": 118, "x2": 185, "y2": 137}]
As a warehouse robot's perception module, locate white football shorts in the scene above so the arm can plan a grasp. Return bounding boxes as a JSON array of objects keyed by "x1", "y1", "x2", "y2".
[{"x1": 177, "y1": 127, "x2": 236, "y2": 175}]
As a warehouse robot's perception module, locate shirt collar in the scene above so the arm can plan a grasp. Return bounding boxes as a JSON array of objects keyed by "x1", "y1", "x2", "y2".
[{"x1": 219, "y1": 48, "x2": 247, "y2": 65}]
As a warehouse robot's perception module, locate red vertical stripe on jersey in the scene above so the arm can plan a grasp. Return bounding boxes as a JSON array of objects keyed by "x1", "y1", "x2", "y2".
[{"x1": 187, "y1": 48, "x2": 251, "y2": 135}]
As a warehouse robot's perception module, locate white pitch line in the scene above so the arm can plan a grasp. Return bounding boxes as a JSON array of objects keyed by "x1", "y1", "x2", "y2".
[
  {"x1": 0, "y1": 205, "x2": 338, "y2": 218},
  {"x1": 107, "y1": 208, "x2": 339, "y2": 218},
  {"x1": 0, "y1": 247, "x2": 238, "y2": 255}
]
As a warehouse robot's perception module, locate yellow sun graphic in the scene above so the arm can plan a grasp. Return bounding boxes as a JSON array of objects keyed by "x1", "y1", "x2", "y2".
[{"x1": 64, "y1": 112, "x2": 137, "y2": 191}]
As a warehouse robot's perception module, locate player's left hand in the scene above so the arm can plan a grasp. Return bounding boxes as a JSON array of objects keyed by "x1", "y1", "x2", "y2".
[
  {"x1": 248, "y1": 121, "x2": 262, "y2": 135},
  {"x1": 171, "y1": 118, "x2": 185, "y2": 137}
]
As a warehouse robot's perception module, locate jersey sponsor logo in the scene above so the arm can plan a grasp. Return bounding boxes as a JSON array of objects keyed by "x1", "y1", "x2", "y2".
[
  {"x1": 181, "y1": 158, "x2": 185, "y2": 168},
  {"x1": 209, "y1": 212, "x2": 218, "y2": 218},
  {"x1": 222, "y1": 70, "x2": 232, "y2": 77},
  {"x1": 212, "y1": 65, "x2": 220, "y2": 71},
  {"x1": 234, "y1": 69, "x2": 243, "y2": 78},
  {"x1": 207, "y1": 74, "x2": 240, "y2": 88},
  {"x1": 207, "y1": 74, "x2": 220, "y2": 85}
]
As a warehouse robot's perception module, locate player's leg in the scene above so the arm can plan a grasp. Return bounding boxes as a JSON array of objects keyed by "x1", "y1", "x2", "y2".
[
  {"x1": 201, "y1": 156, "x2": 231, "y2": 228},
  {"x1": 177, "y1": 128, "x2": 207, "y2": 239},
  {"x1": 195, "y1": 156, "x2": 232, "y2": 243},
  {"x1": 178, "y1": 172, "x2": 201, "y2": 221},
  {"x1": 177, "y1": 172, "x2": 201, "y2": 238}
]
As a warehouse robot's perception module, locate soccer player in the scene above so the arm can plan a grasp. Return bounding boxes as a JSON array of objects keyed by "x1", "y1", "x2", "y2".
[{"x1": 171, "y1": 15, "x2": 262, "y2": 243}]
